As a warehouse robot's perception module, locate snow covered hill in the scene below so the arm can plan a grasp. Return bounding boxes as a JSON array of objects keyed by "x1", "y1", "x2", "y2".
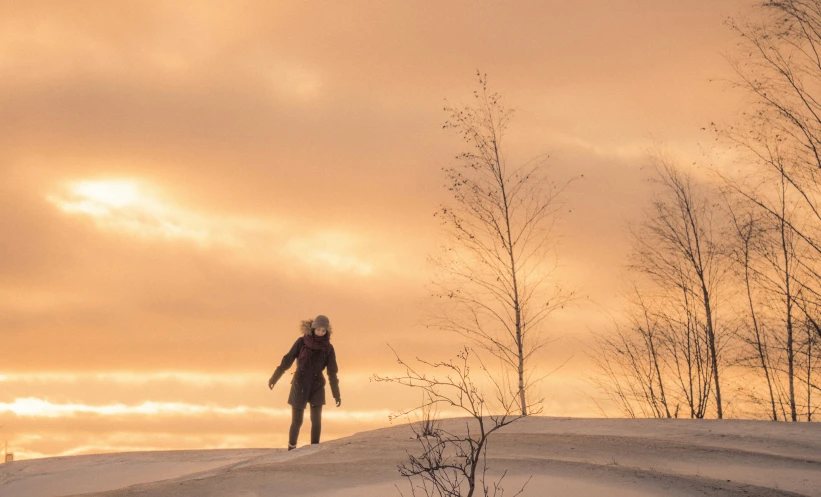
[{"x1": 2, "y1": 417, "x2": 820, "y2": 496}]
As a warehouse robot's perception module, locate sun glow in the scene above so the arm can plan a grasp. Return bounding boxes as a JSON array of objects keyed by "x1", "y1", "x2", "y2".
[
  {"x1": 46, "y1": 178, "x2": 378, "y2": 276},
  {"x1": 47, "y1": 179, "x2": 218, "y2": 245},
  {"x1": 72, "y1": 180, "x2": 143, "y2": 208},
  {"x1": 54, "y1": 179, "x2": 158, "y2": 217}
]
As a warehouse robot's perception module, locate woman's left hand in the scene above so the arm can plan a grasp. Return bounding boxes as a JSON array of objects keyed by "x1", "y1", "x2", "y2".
[{"x1": 335, "y1": 398, "x2": 341, "y2": 407}]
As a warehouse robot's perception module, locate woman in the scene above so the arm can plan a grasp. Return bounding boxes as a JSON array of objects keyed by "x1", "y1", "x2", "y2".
[{"x1": 268, "y1": 314, "x2": 341, "y2": 450}]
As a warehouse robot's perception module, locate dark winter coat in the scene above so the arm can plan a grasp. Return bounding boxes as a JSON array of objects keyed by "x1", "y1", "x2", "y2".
[{"x1": 270, "y1": 336, "x2": 340, "y2": 409}]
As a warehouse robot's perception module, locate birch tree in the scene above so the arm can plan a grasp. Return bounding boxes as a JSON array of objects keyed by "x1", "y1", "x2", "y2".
[
  {"x1": 635, "y1": 158, "x2": 729, "y2": 417},
  {"x1": 717, "y1": 0, "x2": 821, "y2": 420},
  {"x1": 429, "y1": 73, "x2": 574, "y2": 416}
]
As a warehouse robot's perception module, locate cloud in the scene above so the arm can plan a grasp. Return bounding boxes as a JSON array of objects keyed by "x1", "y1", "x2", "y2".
[
  {"x1": 0, "y1": 397, "x2": 392, "y2": 421},
  {"x1": 47, "y1": 179, "x2": 222, "y2": 246},
  {"x1": 44, "y1": 177, "x2": 379, "y2": 277}
]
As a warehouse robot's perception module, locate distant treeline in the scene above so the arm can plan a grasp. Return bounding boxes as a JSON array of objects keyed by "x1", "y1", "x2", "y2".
[{"x1": 590, "y1": 0, "x2": 821, "y2": 422}]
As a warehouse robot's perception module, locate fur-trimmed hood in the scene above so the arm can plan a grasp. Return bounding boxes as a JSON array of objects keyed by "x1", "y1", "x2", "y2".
[{"x1": 300, "y1": 318, "x2": 333, "y2": 337}]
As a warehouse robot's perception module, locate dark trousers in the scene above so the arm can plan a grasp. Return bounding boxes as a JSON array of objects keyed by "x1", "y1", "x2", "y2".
[{"x1": 289, "y1": 405, "x2": 322, "y2": 447}]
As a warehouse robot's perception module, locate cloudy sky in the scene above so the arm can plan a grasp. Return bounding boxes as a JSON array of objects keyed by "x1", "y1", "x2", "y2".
[{"x1": 0, "y1": 0, "x2": 751, "y2": 458}]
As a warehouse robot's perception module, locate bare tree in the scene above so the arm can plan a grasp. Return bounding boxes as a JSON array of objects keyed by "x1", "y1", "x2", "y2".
[
  {"x1": 722, "y1": 1, "x2": 821, "y2": 335},
  {"x1": 724, "y1": 199, "x2": 781, "y2": 420},
  {"x1": 589, "y1": 286, "x2": 678, "y2": 419},
  {"x1": 799, "y1": 315, "x2": 821, "y2": 420},
  {"x1": 429, "y1": 72, "x2": 575, "y2": 416},
  {"x1": 759, "y1": 171, "x2": 801, "y2": 420},
  {"x1": 627, "y1": 157, "x2": 730, "y2": 418},
  {"x1": 373, "y1": 347, "x2": 532, "y2": 497},
  {"x1": 658, "y1": 283, "x2": 714, "y2": 419},
  {"x1": 588, "y1": 156, "x2": 732, "y2": 419},
  {"x1": 416, "y1": 391, "x2": 442, "y2": 439},
  {"x1": 712, "y1": 0, "x2": 821, "y2": 420}
]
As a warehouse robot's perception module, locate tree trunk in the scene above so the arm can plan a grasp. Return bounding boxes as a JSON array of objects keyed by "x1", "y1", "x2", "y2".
[
  {"x1": 496, "y1": 136, "x2": 527, "y2": 416},
  {"x1": 778, "y1": 187, "x2": 797, "y2": 422},
  {"x1": 808, "y1": 323, "x2": 813, "y2": 422},
  {"x1": 744, "y1": 248, "x2": 778, "y2": 421},
  {"x1": 516, "y1": 301, "x2": 526, "y2": 416},
  {"x1": 701, "y1": 281, "x2": 723, "y2": 419},
  {"x1": 786, "y1": 295, "x2": 796, "y2": 422}
]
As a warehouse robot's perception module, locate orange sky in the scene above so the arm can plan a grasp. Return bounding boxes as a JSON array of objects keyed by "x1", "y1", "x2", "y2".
[{"x1": 0, "y1": 0, "x2": 752, "y2": 458}]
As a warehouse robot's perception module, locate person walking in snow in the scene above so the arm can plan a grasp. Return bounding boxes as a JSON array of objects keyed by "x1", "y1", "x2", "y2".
[{"x1": 268, "y1": 314, "x2": 341, "y2": 450}]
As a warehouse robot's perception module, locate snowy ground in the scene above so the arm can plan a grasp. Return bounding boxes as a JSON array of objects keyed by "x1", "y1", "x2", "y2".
[{"x1": 1, "y1": 417, "x2": 820, "y2": 496}]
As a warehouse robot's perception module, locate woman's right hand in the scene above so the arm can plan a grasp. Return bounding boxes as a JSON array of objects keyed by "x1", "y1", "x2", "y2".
[{"x1": 268, "y1": 375, "x2": 277, "y2": 390}]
